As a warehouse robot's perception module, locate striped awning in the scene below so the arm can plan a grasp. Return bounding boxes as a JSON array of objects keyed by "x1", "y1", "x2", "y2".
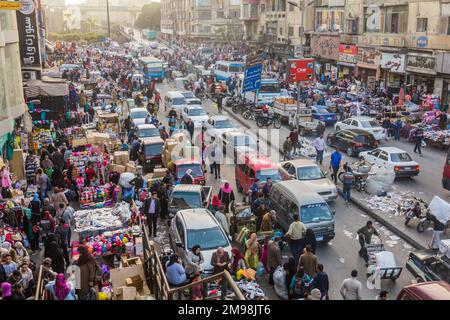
[{"x1": 24, "y1": 80, "x2": 69, "y2": 98}]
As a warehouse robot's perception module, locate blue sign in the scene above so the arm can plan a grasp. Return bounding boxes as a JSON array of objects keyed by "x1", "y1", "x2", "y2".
[
  {"x1": 417, "y1": 36, "x2": 428, "y2": 48},
  {"x1": 243, "y1": 64, "x2": 262, "y2": 93}
]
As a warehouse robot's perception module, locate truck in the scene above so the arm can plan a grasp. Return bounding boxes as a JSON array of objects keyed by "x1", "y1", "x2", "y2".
[
  {"x1": 288, "y1": 106, "x2": 325, "y2": 136},
  {"x1": 168, "y1": 184, "x2": 212, "y2": 217},
  {"x1": 273, "y1": 97, "x2": 306, "y2": 121}
]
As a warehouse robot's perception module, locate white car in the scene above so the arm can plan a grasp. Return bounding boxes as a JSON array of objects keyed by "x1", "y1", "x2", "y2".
[
  {"x1": 185, "y1": 98, "x2": 203, "y2": 108},
  {"x1": 204, "y1": 115, "x2": 239, "y2": 139},
  {"x1": 335, "y1": 117, "x2": 385, "y2": 141},
  {"x1": 136, "y1": 124, "x2": 160, "y2": 141},
  {"x1": 359, "y1": 147, "x2": 420, "y2": 177},
  {"x1": 222, "y1": 131, "x2": 257, "y2": 163},
  {"x1": 130, "y1": 107, "x2": 150, "y2": 126},
  {"x1": 181, "y1": 105, "x2": 209, "y2": 127},
  {"x1": 169, "y1": 209, "x2": 232, "y2": 274},
  {"x1": 180, "y1": 91, "x2": 196, "y2": 99},
  {"x1": 278, "y1": 159, "x2": 338, "y2": 202}
]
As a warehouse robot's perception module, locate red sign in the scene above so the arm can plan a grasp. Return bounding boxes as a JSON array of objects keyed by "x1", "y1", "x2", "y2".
[
  {"x1": 288, "y1": 58, "x2": 315, "y2": 82},
  {"x1": 338, "y1": 44, "x2": 358, "y2": 64}
]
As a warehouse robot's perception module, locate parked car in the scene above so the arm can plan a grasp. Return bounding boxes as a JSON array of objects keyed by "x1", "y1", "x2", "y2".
[
  {"x1": 181, "y1": 105, "x2": 209, "y2": 126},
  {"x1": 311, "y1": 106, "x2": 337, "y2": 125},
  {"x1": 278, "y1": 159, "x2": 337, "y2": 202},
  {"x1": 405, "y1": 249, "x2": 450, "y2": 283},
  {"x1": 169, "y1": 208, "x2": 232, "y2": 274},
  {"x1": 130, "y1": 107, "x2": 150, "y2": 126},
  {"x1": 185, "y1": 98, "x2": 202, "y2": 107},
  {"x1": 180, "y1": 91, "x2": 196, "y2": 99},
  {"x1": 222, "y1": 131, "x2": 257, "y2": 164},
  {"x1": 204, "y1": 115, "x2": 238, "y2": 138},
  {"x1": 335, "y1": 116, "x2": 385, "y2": 141},
  {"x1": 397, "y1": 281, "x2": 450, "y2": 300},
  {"x1": 359, "y1": 147, "x2": 420, "y2": 177},
  {"x1": 136, "y1": 124, "x2": 161, "y2": 141},
  {"x1": 172, "y1": 159, "x2": 206, "y2": 185},
  {"x1": 326, "y1": 129, "x2": 378, "y2": 157},
  {"x1": 168, "y1": 184, "x2": 212, "y2": 216}
]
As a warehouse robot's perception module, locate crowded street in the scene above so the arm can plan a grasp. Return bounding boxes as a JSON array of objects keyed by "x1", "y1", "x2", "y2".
[{"x1": 0, "y1": 0, "x2": 449, "y2": 303}]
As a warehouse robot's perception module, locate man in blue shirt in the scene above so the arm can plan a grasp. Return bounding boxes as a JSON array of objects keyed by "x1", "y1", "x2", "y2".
[
  {"x1": 330, "y1": 149, "x2": 342, "y2": 184},
  {"x1": 250, "y1": 179, "x2": 260, "y2": 204}
]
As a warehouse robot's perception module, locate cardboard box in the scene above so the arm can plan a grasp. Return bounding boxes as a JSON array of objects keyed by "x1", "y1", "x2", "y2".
[
  {"x1": 114, "y1": 151, "x2": 129, "y2": 166},
  {"x1": 72, "y1": 137, "x2": 88, "y2": 147},
  {"x1": 182, "y1": 145, "x2": 200, "y2": 160},
  {"x1": 113, "y1": 164, "x2": 126, "y2": 174},
  {"x1": 9, "y1": 149, "x2": 25, "y2": 181},
  {"x1": 126, "y1": 163, "x2": 136, "y2": 174},
  {"x1": 93, "y1": 132, "x2": 110, "y2": 145},
  {"x1": 125, "y1": 275, "x2": 144, "y2": 291},
  {"x1": 165, "y1": 141, "x2": 178, "y2": 152},
  {"x1": 152, "y1": 168, "x2": 166, "y2": 178},
  {"x1": 115, "y1": 286, "x2": 137, "y2": 300}
]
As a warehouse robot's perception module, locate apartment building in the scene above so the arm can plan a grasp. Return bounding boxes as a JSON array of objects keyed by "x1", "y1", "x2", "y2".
[{"x1": 0, "y1": 10, "x2": 27, "y2": 147}]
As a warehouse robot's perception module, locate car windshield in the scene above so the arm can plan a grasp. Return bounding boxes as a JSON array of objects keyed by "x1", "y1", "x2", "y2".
[
  {"x1": 144, "y1": 143, "x2": 163, "y2": 156},
  {"x1": 256, "y1": 169, "x2": 280, "y2": 181},
  {"x1": 177, "y1": 164, "x2": 204, "y2": 178},
  {"x1": 131, "y1": 111, "x2": 148, "y2": 119},
  {"x1": 391, "y1": 153, "x2": 413, "y2": 162},
  {"x1": 233, "y1": 136, "x2": 255, "y2": 147},
  {"x1": 297, "y1": 166, "x2": 325, "y2": 180},
  {"x1": 360, "y1": 121, "x2": 378, "y2": 128},
  {"x1": 172, "y1": 97, "x2": 186, "y2": 105},
  {"x1": 189, "y1": 109, "x2": 206, "y2": 116},
  {"x1": 170, "y1": 192, "x2": 201, "y2": 209},
  {"x1": 229, "y1": 65, "x2": 243, "y2": 73},
  {"x1": 187, "y1": 100, "x2": 202, "y2": 106},
  {"x1": 214, "y1": 120, "x2": 234, "y2": 129},
  {"x1": 354, "y1": 134, "x2": 375, "y2": 144},
  {"x1": 138, "y1": 128, "x2": 160, "y2": 138},
  {"x1": 187, "y1": 227, "x2": 229, "y2": 250},
  {"x1": 318, "y1": 109, "x2": 331, "y2": 114},
  {"x1": 301, "y1": 203, "x2": 333, "y2": 224},
  {"x1": 181, "y1": 92, "x2": 195, "y2": 98}
]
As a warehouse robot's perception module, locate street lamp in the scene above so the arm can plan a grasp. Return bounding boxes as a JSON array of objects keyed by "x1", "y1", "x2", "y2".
[{"x1": 106, "y1": 0, "x2": 111, "y2": 39}]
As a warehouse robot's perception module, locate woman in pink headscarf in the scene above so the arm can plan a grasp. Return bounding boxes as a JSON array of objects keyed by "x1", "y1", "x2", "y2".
[
  {"x1": 45, "y1": 273, "x2": 76, "y2": 300},
  {"x1": 218, "y1": 181, "x2": 235, "y2": 214},
  {"x1": 1, "y1": 282, "x2": 12, "y2": 300}
]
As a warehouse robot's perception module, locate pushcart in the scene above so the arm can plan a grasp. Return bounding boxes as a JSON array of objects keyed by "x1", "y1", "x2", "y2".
[{"x1": 365, "y1": 242, "x2": 403, "y2": 281}]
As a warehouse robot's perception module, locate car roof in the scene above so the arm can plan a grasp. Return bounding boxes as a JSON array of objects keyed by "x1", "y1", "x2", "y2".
[
  {"x1": 137, "y1": 124, "x2": 157, "y2": 129},
  {"x1": 401, "y1": 281, "x2": 450, "y2": 300},
  {"x1": 341, "y1": 128, "x2": 373, "y2": 135},
  {"x1": 238, "y1": 152, "x2": 277, "y2": 169},
  {"x1": 142, "y1": 137, "x2": 164, "y2": 144},
  {"x1": 350, "y1": 116, "x2": 374, "y2": 121},
  {"x1": 167, "y1": 91, "x2": 185, "y2": 98},
  {"x1": 409, "y1": 249, "x2": 440, "y2": 261},
  {"x1": 376, "y1": 147, "x2": 407, "y2": 153},
  {"x1": 185, "y1": 105, "x2": 204, "y2": 110},
  {"x1": 178, "y1": 208, "x2": 218, "y2": 230},
  {"x1": 281, "y1": 159, "x2": 318, "y2": 168},
  {"x1": 173, "y1": 184, "x2": 203, "y2": 192},
  {"x1": 274, "y1": 180, "x2": 325, "y2": 204}
]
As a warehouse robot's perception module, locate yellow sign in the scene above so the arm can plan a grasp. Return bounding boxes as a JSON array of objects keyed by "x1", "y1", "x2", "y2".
[{"x1": 0, "y1": 1, "x2": 22, "y2": 10}]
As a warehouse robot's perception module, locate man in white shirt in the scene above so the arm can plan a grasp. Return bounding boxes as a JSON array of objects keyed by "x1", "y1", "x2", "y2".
[
  {"x1": 340, "y1": 269, "x2": 362, "y2": 300},
  {"x1": 285, "y1": 214, "x2": 305, "y2": 267},
  {"x1": 312, "y1": 134, "x2": 326, "y2": 165}
]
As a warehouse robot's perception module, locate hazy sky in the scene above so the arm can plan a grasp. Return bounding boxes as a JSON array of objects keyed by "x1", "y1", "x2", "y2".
[{"x1": 65, "y1": 0, "x2": 160, "y2": 4}]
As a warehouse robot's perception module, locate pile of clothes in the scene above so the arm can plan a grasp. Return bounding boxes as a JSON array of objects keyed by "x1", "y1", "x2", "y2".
[
  {"x1": 423, "y1": 129, "x2": 450, "y2": 144},
  {"x1": 235, "y1": 280, "x2": 266, "y2": 300},
  {"x1": 364, "y1": 191, "x2": 427, "y2": 216}
]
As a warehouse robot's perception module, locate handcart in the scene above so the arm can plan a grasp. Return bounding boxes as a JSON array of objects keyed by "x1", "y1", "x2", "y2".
[{"x1": 365, "y1": 240, "x2": 403, "y2": 281}]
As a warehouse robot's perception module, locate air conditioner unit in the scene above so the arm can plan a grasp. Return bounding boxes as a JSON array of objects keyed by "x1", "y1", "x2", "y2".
[{"x1": 22, "y1": 70, "x2": 37, "y2": 82}]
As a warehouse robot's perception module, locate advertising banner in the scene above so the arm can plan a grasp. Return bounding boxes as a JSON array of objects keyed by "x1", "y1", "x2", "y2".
[
  {"x1": 338, "y1": 44, "x2": 358, "y2": 64},
  {"x1": 288, "y1": 59, "x2": 315, "y2": 82},
  {"x1": 16, "y1": 0, "x2": 42, "y2": 68}
]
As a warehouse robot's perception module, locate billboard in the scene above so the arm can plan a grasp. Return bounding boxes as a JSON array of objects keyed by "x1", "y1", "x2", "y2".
[
  {"x1": 338, "y1": 44, "x2": 358, "y2": 64},
  {"x1": 288, "y1": 59, "x2": 315, "y2": 83},
  {"x1": 16, "y1": 0, "x2": 42, "y2": 68}
]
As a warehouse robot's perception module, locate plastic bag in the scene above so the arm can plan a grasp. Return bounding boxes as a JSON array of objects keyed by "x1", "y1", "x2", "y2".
[
  {"x1": 256, "y1": 262, "x2": 265, "y2": 276},
  {"x1": 365, "y1": 165, "x2": 395, "y2": 195},
  {"x1": 273, "y1": 265, "x2": 288, "y2": 300},
  {"x1": 428, "y1": 195, "x2": 450, "y2": 224}
]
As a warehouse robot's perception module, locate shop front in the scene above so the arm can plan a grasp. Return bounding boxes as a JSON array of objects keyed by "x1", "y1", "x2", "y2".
[
  {"x1": 405, "y1": 52, "x2": 437, "y2": 94},
  {"x1": 337, "y1": 44, "x2": 357, "y2": 79},
  {"x1": 435, "y1": 52, "x2": 450, "y2": 106},
  {"x1": 310, "y1": 34, "x2": 339, "y2": 80},
  {"x1": 356, "y1": 47, "x2": 381, "y2": 89},
  {"x1": 380, "y1": 51, "x2": 406, "y2": 95}
]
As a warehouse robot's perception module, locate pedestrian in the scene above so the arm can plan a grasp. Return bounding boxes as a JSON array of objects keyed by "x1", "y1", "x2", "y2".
[
  {"x1": 267, "y1": 237, "x2": 282, "y2": 286},
  {"x1": 76, "y1": 245, "x2": 97, "y2": 300},
  {"x1": 289, "y1": 128, "x2": 300, "y2": 154},
  {"x1": 214, "y1": 205, "x2": 230, "y2": 235},
  {"x1": 339, "y1": 269, "x2": 362, "y2": 300},
  {"x1": 45, "y1": 273, "x2": 76, "y2": 300},
  {"x1": 143, "y1": 192, "x2": 160, "y2": 237},
  {"x1": 218, "y1": 181, "x2": 235, "y2": 214},
  {"x1": 216, "y1": 93, "x2": 223, "y2": 114},
  {"x1": 283, "y1": 137, "x2": 293, "y2": 161},
  {"x1": 44, "y1": 234, "x2": 65, "y2": 274},
  {"x1": 298, "y1": 244, "x2": 318, "y2": 278},
  {"x1": 342, "y1": 167, "x2": 354, "y2": 204},
  {"x1": 285, "y1": 214, "x2": 306, "y2": 267},
  {"x1": 186, "y1": 119, "x2": 195, "y2": 141},
  {"x1": 208, "y1": 137, "x2": 222, "y2": 179},
  {"x1": 254, "y1": 202, "x2": 267, "y2": 232},
  {"x1": 244, "y1": 233, "x2": 260, "y2": 270},
  {"x1": 1, "y1": 282, "x2": 12, "y2": 300},
  {"x1": 55, "y1": 218, "x2": 71, "y2": 266},
  {"x1": 316, "y1": 121, "x2": 325, "y2": 137},
  {"x1": 302, "y1": 228, "x2": 317, "y2": 254},
  {"x1": 312, "y1": 134, "x2": 326, "y2": 165},
  {"x1": 289, "y1": 267, "x2": 312, "y2": 299},
  {"x1": 330, "y1": 149, "x2": 342, "y2": 184},
  {"x1": 250, "y1": 179, "x2": 260, "y2": 204},
  {"x1": 413, "y1": 127, "x2": 424, "y2": 156},
  {"x1": 36, "y1": 169, "x2": 50, "y2": 201},
  {"x1": 394, "y1": 118, "x2": 402, "y2": 141},
  {"x1": 180, "y1": 169, "x2": 194, "y2": 184},
  {"x1": 229, "y1": 248, "x2": 247, "y2": 279},
  {"x1": 430, "y1": 212, "x2": 446, "y2": 250},
  {"x1": 312, "y1": 264, "x2": 329, "y2": 300},
  {"x1": 260, "y1": 210, "x2": 275, "y2": 232},
  {"x1": 357, "y1": 221, "x2": 380, "y2": 266},
  {"x1": 51, "y1": 187, "x2": 69, "y2": 210},
  {"x1": 262, "y1": 177, "x2": 272, "y2": 198},
  {"x1": 210, "y1": 247, "x2": 230, "y2": 274}
]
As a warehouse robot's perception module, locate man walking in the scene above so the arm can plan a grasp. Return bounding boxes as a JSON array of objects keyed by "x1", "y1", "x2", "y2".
[
  {"x1": 283, "y1": 137, "x2": 293, "y2": 161},
  {"x1": 342, "y1": 167, "x2": 354, "y2": 203},
  {"x1": 285, "y1": 214, "x2": 305, "y2": 267},
  {"x1": 330, "y1": 149, "x2": 342, "y2": 183},
  {"x1": 357, "y1": 221, "x2": 379, "y2": 266},
  {"x1": 312, "y1": 134, "x2": 326, "y2": 165},
  {"x1": 289, "y1": 128, "x2": 300, "y2": 155},
  {"x1": 413, "y1": 127, "x2": 424, "y2": 156},
  {"x1": 339, "y1": 270, "x2": 362, "y2": 300},
  {"x1": 143, "y1": 192, "x2": 160, "y2": 237},
  {"x1": 267, "y1": 237, "x2": 282, "y2": 286}
]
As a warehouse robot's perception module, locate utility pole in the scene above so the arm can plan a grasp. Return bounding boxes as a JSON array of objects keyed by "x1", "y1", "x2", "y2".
[{"x1": 106, "y1": 0, "x2": 111, "y2": 39}]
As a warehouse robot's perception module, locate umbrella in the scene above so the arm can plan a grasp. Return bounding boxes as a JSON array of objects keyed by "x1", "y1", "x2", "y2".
[{"x1": 119, "y1": 172, "x2": 136, "y2": 188}]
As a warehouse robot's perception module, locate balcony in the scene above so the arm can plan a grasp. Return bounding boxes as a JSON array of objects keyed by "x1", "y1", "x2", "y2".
[{"x1": 242, "y1": 0, "x2": 260, "y2": 4}]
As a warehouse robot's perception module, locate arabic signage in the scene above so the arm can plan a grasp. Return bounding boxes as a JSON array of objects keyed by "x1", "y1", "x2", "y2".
[
  {"x1": 311, "y1": 35, "x2": 339, "y2": 61},
  {"x1": 16, "y1": 0, "x2": 41, "y2": 68},
  {"x1": 406, "y1": 53, "x2": 436, "y2": 75},
  {"x1": 357, "y1": 47, "x2": 380, "y2": 68},
  {"x1": 0, "y1": 1, "x2": 22, "y2": 10},
  {"x1": 338, "y1": 44, "x2": 358, "y2": 64},
  {"x1": 288, "y1": 58, "x2": 315, "y2": 83},
  {"x1": 243, "y1": 53, "x2": 263, "y2": 92},
  {"x1": 417, "y1": 36, "x2": 428, "y2": 48},
  {"x1": 380, "y1": 52, "x2": 405, "y2": 73}
]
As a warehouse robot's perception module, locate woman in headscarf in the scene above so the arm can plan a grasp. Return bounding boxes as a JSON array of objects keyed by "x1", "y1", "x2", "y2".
[
  {"x1": 218, "y1": 181, "x2": 235, "y2": 213},
  {"x1": 19, "y1": 263, "x2": 34, "y2": 297},
  {"x1": 45, "y1": 273, "x2": 76, "y2": 300},
  {"x1": 208, "y1": 194, "x2": 221, "y2": 214},
  {"x1": 44, "y1": 234, "x2": 65, "y2": 274},
  {"x1": 244, "y1": 233, "x2": 260, "y2": 270},
  {"x1": 29, "y1": 193, "x2": 42, "y2": 223},
  {"x1": 302, "y1": 228, "x2": 317, "y2": 254},
  {"x1": 77, "y1": 245, "x2": 97, "y2": 300},
  {"x1": 229, "y1": 248, "x2": 246, "y2": 279},
  {"x1": 42, "y1": 155, "x2": 54, "y2": 170},
  {"x1": 186, "y1": 244, "x2": 204, "y2": 277},
  {"x1": 50, "y1": 187, "x2": 69, "y2": 211},
  {"x1": 1, "y1": 282, "x2": 12, "y2": 300},
  {"x1": 43, "y1": 210, "x2": 56, "y2": 234},
  {"x1": 2, "y1": 242, "x2": 17, "y2": 264},
  {"x1": 23, "y1": 209, "x2": 37, "y2": 252},
  {"x1": 14, "y1": 242, "x2": 28, "y2": 265}
]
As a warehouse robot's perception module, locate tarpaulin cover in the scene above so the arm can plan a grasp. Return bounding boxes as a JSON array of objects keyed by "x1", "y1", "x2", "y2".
[{"x1": 24, "y1": 79, "x2": 69, "y2": 98}]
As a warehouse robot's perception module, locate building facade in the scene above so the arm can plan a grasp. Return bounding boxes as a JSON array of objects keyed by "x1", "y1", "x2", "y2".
[{"x1": 0, "y1": 10, "x2": 27, "y2": 143}]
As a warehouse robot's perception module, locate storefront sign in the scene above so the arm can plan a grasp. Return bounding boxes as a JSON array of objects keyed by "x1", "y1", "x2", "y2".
[
  {"x1": 16, "y1": 0, "x2": 42, "y2": 68},
  {"x1": 338, "y1": 44, "x2": 358, "y2": 64},
  {"x1": 357, "y1": 47, "x2": 380, "y2": 68},
  {"x1": 417, "y1": 36, "x2": 428, "y2": 48},
  {"x1": 288, "y1": 58, "x2": 315, "y2": 82},
  {"x1": 436, "y1": 52, "x2": 450, "y2": 75},
  {"x1": 0, "y1": 1, "x2": 22, "y2": 10},
  {"x1": 380, "y1": 52, "x2": 405, "y2": 73},
  {"x1": 311, "y1": 35, "x2": 339, "y2": 61},
  {"x1": 406, "y1": 54, "x2": 436, "y2": 75}
]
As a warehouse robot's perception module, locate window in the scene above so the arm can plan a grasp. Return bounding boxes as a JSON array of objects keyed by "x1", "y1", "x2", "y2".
[
  {"x1": 417, "y1": 18, "x2": 427, "y2": 32},
  {"x1": 279, "y1": 27, "x2": 283, "y2": 35},
  {"x1": 379, "y1": 152, "x2": 389, "y2": 161},
  {"x1": 288, "y1": 26, "x2": 293, "y2": 37},
  {"x1": 385, "y1": 6, "x2": 408, "y2": 33},
  {"x1": 289, "y1": 4, "x2": 294, "y2": 11}
]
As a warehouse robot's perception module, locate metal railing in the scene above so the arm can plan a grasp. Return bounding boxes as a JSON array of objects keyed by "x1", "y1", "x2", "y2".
[{"x1": 34, "y1": 265, "x2": 45, "y2": 300}]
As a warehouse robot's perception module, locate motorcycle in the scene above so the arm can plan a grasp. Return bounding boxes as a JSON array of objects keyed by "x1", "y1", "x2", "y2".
[
  {"x1": 255, "y1": 110, "x2": 281, "y2": 129},
  {"x1": 231, "y1": 99, "x2": 253, "y2": 114},
  {"x1": 416, "y1": 210, "x2": 432, "y2": 233}
]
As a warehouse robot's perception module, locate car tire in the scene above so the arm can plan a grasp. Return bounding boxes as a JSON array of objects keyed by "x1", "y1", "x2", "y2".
[{"x1": 347, "y1": 147, "x2": 354, "y2": 157}]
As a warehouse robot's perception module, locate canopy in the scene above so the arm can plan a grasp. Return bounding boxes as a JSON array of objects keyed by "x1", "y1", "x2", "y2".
[{"x1": 24, "y1": 79, "x2": 69, "y2": 98}]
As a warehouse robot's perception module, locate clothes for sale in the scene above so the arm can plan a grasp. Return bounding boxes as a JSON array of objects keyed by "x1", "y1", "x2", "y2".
[
  {"x1": 236, "y1": 279, "x2": 266, "y2": 300},
  {"x1": 31, "y1": 129, "x2": 53, "y2": 151},
  {"x1": 79, "y1": 184, "x2": 114, "y2": 209}
]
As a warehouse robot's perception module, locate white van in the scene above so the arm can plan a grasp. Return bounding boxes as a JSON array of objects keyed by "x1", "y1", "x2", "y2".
[{"x1": 164, "y1": 91, "x2": 186, "y2": 113}]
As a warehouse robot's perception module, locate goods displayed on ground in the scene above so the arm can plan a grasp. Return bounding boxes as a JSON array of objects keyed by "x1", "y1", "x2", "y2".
[{"x1": 364, "y1": 190, "x2": 428, "y2": 216}]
